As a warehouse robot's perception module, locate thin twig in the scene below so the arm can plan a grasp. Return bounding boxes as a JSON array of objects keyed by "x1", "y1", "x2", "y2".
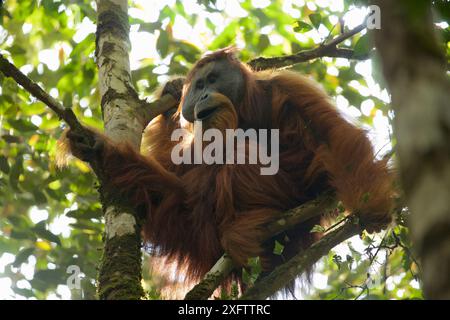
[
  {"x1": 325, "y1": 22, "x2": 366, "y2": 48},
  {"x1": 1, "y1": 20, "x2": 368, "y2": 130},
  {"x1": 0, "y1": 53, "x2": 178, "y2": 132},
  {"x1": 248, "y1": 22, "x2": 369, "y2": 70},
  {"x1": 0, "y1": 54, "x2": 83, "y2": 131}
]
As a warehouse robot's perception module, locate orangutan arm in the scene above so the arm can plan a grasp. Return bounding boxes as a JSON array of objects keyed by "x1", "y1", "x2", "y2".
[{"x1": 272, "y1": 71, "x2": 393, "y2": 231}]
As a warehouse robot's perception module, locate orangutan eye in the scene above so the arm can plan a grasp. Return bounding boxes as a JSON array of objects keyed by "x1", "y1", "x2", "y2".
[
  {"x1": 207, "y1": 73, "x2": 218, "y2": 84},
  {"x1": 195, "y1": 79, "x2": 205, "y2": 90}
]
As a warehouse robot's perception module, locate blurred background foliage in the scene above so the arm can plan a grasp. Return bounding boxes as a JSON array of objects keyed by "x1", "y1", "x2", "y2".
[{"x1": 0, "y1": 0, "x2": 448, "y2": 299}]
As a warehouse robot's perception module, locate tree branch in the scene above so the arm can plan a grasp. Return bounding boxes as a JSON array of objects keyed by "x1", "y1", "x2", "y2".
[
  {"x1": 0, "y1": 54, "x2": 113, "y2": 181},
  {"x1": 2, "y1": 16, "x2": 376, "y2": 301},
  {"x1": 0, "y1": 53, "x2": 179, "y2": 135},
  {"x1": 1, "y1": 19, "x2": 368, "y2": 132},
  {"x1": 240, "y1": 218, "x2": 361, "y2": 300},
  {"x1": 325, "y1": 22, "x2": 366, "y2": 47},
  {"x1": 184, "y1": 254, "x2": 236, "y2": 300},
  {"x1": 139, "y1": 92, "x2": 178, "y2": 125},
  {"x1": 241, "y1": 195, "x2": 406, "y2": 300},
  {"x1": 248, "y1": 22, "x2": 368, "y2": 70},
  {"x1": 138, "y1": 22, "x2": 369, "y2": 122},
  {"x1": 0, "y1": 54, "x2": 83, "y2": 131},
  {"x1": 184, "y1": 193, "x2": 338, "y2": 300}
]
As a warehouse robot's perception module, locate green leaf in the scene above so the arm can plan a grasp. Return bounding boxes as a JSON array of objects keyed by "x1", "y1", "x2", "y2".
[
  {"x1": 7, "y1": 214, "x2": 31, "y2": 228},
  {"x1": 157, "y1": 30, "x2": 170, "y2": 58},
  {"x1": 435, "y1": 1, "x2": 450, "y2": 20},
  {"x1": 354, "y1": 33, "x2": 372, "y2": 57},
  {"x1": 62, "y1": 93, "x2": 73, "y2": 108},
  {"x1": 13, "y1": 247, "x2": 35, "y2": 267},
  {"x1": 20, "y1": 102, "x2": 46, "y2": 116},
  {"x1": 242, "y1": 257, "x2": 262, "y2": 286},
  {"x1": 70, "y1": 34, "x2": 95, "y2": 59},
  {"x1": 210, "y1": 21, "x2": 238, "y2": 49},
  {"x1": 137, "y1": 21, "x2": 162, "y2": 33},
  {"x1": 10, "y1": 230, "x2": 36, "y2": 241},
  {"x1": 257, "y1": 34, "x2": 270, "y2": 52},
  {"x1": 0, "y1": 156, "x2": 9, "y2": 173},
  {"x1": 333, "y1": 254, "x2": 342, "y2": 269},
  {"x1": 309, "y1": 13, "x2": 322, "y2": 29},
  {"x1": 33, "y1": 190, "x2": 47, "y2": 205},
  {"x1": 402, "y1": 252, "x2": 412, "y2": 271},
  {"x1": 231, "y1": 282, "x2": 239, "y2": 299},
  {"x1": 33, "y1": 223, "x2": 61, "y2": 245},
  {"x1": 294, "y1": 21, "x2": 313, "y2": 33},
  {"x1": 273, "y1": 240, "x2": 285, "y2": 255},
  {"x1": 248, "y1": 257, "x2": 262, "y2": 276},
  {"x1": 242, "y1": 268, "x2": 252, "y2": 286},
  {"x1": 174, "y1": 40, "x2": 201, "y2": 63},
  {"x1": 2, "y1": 135, "x2": 21, "y2": 143},
  {"x1": 335, "y1": 201, "x2": 345, "y2": 213},
  {"x1": 12, "y1": 287, "x2": 35, "y2": 298},
  {"x1": 32, "y1": 269, "x2": 65, "y2": 288},
  {"x1": 8, "y1": 119, "x2": 39, "y2": 132},
  {"x1": 310, "y1": 224, "x2": 326, "y2": 233},
  {"x1": 66, "y1": 208, "x2": 101, "y2": 220},
  {"x1": 7, "y1": 44, "x2": 27, "y2": 55},
  {"x1": 40, "y1": 115, "x2": 60, "y2": 130},
  {"x1": 9, "y1": 156, "x2": 23, "y2": 189}
]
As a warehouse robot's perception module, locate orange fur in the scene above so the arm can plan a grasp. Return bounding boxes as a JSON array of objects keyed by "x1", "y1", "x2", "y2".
[{"x1": 76, "y1": 49, "x2": 393, "y2": 285}]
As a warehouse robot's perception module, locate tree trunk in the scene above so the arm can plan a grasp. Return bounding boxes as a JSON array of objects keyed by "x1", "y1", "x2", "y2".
[
  {"x1": 373, "y1": 0, "x2": 450, "y2": 299},
  {"x1": 95, "y1": 0, "x2": 145, "y2": 300}
]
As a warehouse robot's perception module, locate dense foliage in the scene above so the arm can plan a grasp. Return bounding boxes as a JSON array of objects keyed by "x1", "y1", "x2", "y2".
[{"x1": 0, "y1": 0, "x2": 448, "y2": 299}]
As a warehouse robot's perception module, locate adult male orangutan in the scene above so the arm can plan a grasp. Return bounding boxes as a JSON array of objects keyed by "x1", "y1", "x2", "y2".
[{"x1": 63, "y1": 47, "x2": 393, "y2": 285}]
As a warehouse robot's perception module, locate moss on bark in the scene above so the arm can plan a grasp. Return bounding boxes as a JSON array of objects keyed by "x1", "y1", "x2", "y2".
[{"x1": 97, "y1": 232, "x2": 144, "y2": 300}]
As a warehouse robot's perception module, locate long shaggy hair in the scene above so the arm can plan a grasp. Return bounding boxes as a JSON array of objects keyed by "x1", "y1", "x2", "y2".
[{"x1": 72, "y1": 48, "x2": 393, "y2": 293}]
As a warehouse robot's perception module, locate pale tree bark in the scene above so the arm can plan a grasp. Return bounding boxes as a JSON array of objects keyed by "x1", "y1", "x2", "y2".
[
  {"x1": 95, "y1": 0, "x2": 145, "y2": 300},
  {"x1": 373, "y1": 0, "x2": 450, "y2": 299},
  {"x1": 2, "y1": 1, "x2": 427, "y2": 299}
]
